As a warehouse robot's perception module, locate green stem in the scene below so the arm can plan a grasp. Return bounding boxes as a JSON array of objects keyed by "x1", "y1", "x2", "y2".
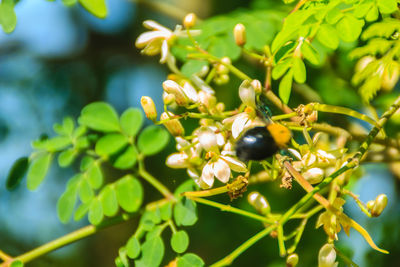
[
  {"x1": 271, "y1": 112, "x2": 298, "y2": 121},
  {"x1": 287, "y1": 219, "x2": 307, "y2": 254},
  {"x1": 138, "y1": 160, "x2": 175, "y2": 200},
  {"x1": 277, "y1": 224, "x2": 286, "y2": 256},
  {"x1": 183, "y1": 185, "x2": 228, "y2": 197},
  {"x1": 2, "y1": 215, "x2": 129, "y2": 266},
  {"x1": 210, "y1": 225, "x2": 276, "y2": 267},
  {"x1": 189, "y1": 196, "x2": 275, "y2": 223}
]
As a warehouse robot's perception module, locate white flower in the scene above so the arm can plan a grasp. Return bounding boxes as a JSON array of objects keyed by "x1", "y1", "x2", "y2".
[
  {"x1": 318, "y1": 243, "x2": 338, "y2": 267},
  {"x1": 223, "y1": 109, "x2": 264, "y2": 139},
  {"x1": 198, "y1": 155, "x2": 247, "y2": 188},
  {"x1": 135, "y1": 20, "x2": 200, "y2": 63},
  {"x1": 238, "y1": 80, "x2": 256, "y2": 107}
]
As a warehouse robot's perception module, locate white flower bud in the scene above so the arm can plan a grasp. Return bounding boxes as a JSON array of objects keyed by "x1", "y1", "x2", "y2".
[
  {"x1": 238, "y1": 80, "x2": 256, "y2": 107},
  {"x1": 198, "y1": 127, "x2": 218, "y2": 151},
  {"x1": 163, "y1": 80, "x2": 189, "y2": 106},
  {"x1": 234, "y1": 23, "x2": 246, "y2": 46},
  {"x1": 251, "y1": 79, "x2": 262, "y2": 94},
  {"x1": 140, "y1": 96, "x2": 157, "y2": 121},
  {"x1": 318, "y1": 243, "x2": 338, "y2": 267},
  {"x1": 166, "y1": 152, "x2": 189, "y2": 168},
  {"x1": 303, "y1": 167, "x2": 324, "y2": 184},
  {"x1": 182, "y1": 82, "x2": 198, "y2": 102},
  {"x1": 286, "y1": 253, "x2": 299, "y2": 267},
  {"x1": 371, "y1": 194, "x2": 388, "y2": 217},
  {"x1": 160, "y1": 112, "x2": 185, "y2": 136},
  {"x1": 247, "y1": 191, "x2": 270, "y2": 215},
  {"x1": 183, "y1": 13, "x2": 197, "y2": 28}
]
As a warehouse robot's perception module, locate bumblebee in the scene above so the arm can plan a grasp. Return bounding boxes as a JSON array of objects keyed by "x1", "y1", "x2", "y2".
[{"x1": 235, "y1": 97, "x2": 292, "y2": 161}]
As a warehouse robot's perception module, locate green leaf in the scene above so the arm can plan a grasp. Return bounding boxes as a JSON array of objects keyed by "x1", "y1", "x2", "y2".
[
  {"x1": 160, "y1": 202, "x2": 172, "y2": 221},
  {"x1": 86, "y1": 162, "x2": 103, "y2": 189},
  {"x1": 67, "y1": 174, "x2": 82, "y2": 190},
  {"x1": 95, "y1": 133, "x2": 128, "y2": 156},
  {"x1": 10, "y1": 260, "x2": 24, "y2": 267},
  {"x1": 336, "y1": 15, "x2": 364, "y2": 43},
  {"x1": 326, "y1": 7, "x2": 343, "y2": 24},
  {"x1": 0, "y1": 0, "x2": 16, "y2": 34},
  {"x1": 292, "y1": 57, "x2": 306, "y2": 83},
  {"x1": 45, "y1": 136, "x2": 72, "y2": 152},
  {"x1": 171, "y1": 230, "x2": 189, "y2": 253},
  {"x1": 177, "y1": 253, "x2": 205, "y2": 267},
  {"x1": 353, "y1": 3, "x2": 373, "y2": 18},
  {"x1": 27, "y1": 153, "x2": 52, "y2": 191},
  {"x1": 272, "y1": 58, "x2": 292, "y2": 80},
  {"x1": 100, "y1": 186, "x2": 119, "y2": 217},
  {"x1": 54, "y1": 117, "x2": 75, "y2": 136},
  {"x1": 366, "y1": 6, "x2": 379, "y2": 22},
  {"x1": 6, "y1": 157, "x2": 29, "y2": 190},
  {"x1": 126, "y1": 236, "x2": 141, "y2": 259},
  {"x1": 88, "y1": 198, "x2": 104, "y2": 225},
  {"x1": 120, "y1": 108, "x2": 143, "y2": 137},
  {"x1": 74, "y1": 202, "x2": 90, "y2": 221},
  {"x1": 181, "y1": 60, "x2": 209, "y2": 77},
  {"x1": 377, "y1": 0, "x2": 398, "y2": 14},
  {"x1": 57, "y1": 187, "x2": 78, "y2": 223},
  {"x1": 279, "y1": 70, "x2": 293, "y2": 104},
  {"x1": 174, "y1": 199, "x2": 198, "y2": 226},
  {"x1": 140, "y1": 212, "x2": 156, "y2": 231},
  {"x1": 113, "y1": 145, "x2": 138, "y2": 170},
  {"x1": 117, "y1": 247, "x2": 129, "y2": 267},
  {"x1": 301, "y1": 41, "x2": 320, "y2": 65},
  {"x1": 78, "y1": 102, "x2": 120, "y2": 132},
  {"x1": 80, "y1": 156, "x2": 94, "y2": 171},
  {"x1": 58, "y1": 149, "x2": 77, "y2": 167},
  {"x1": 316, "y1": 24, "x2": 339, "y2": 50},
  {"x1": 116, "y1": 175, "x2": 143, "y2": 212},
  {"x1": 78, "y1": 179, "x2": 94, "y2": 203},
  {"x1": 75, "y1": 136, "x2": 90, "y2": 149},
  {"x1": 208, "y1": 34, "x2": 241, "y2": 60},
  {"x1": 78, "y1": 0, "x2": 107, "y2": 18},
  {"x1": 137, "y1": 236, "x2": 164, "y2": 267},
  {"x1": 138, "y1": 126, "x2": 170, "y2": 156},
  {"x1": 62, "y1": 0, "x2": 78, "y2": 6}
]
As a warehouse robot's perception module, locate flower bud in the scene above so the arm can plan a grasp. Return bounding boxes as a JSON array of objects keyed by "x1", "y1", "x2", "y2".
[
  {"x1": 239, "y1": 80, "x2": 256, "y2": 107},
  {"x1": 247, "y1": 191, "x2": 270, "y2": 215},
  {"x1": 303, "y1": 167, "x2": 324, "y2": 184},
  {"x1": 163, "y1": 80, "x2": 189, "y2": 106},
  {"x1": 370, "y1": 194, "x2": 388, "y2": 217},
  {"x1": 198, "y1": 127, "x2": 218, "y2": 151},
  {"x1": 381, "y1": 64, "x2": 399, "y2": 91},
  {"x1": 198, "y1": 91, "x2": 217, "y2": 110},
  {"x1": 251, "y1": 79, "x2": 262, "y2": 94},
  {"x1": 355, "y1": 56, "x2": 375, "y2": 73},
  {"x1": 216, "y1": 63, "x2": 229, "y2": 75},
  {"x1": 366, "y1": 200, "x2": 375, "y2": 211},
  {"x1": 182, "y1": 82, "x2": 199, "y2": 102},
  {"x1": 163, "y1": 92, "x2": 176, "y2": 105},
  {"x1": 216, "y1": 102, "x2": 225, "y2": 112},
  {"x1": 214, "y1": 74, "x2": 230, "y2": 85},
  {"x1": 234, "y1": 23, "x2": 246, "y2": 46},
  {"x1": 318, "y1": 243, "x2": 337, "y2": 267},
  {"x1": 140, "y1": 96, "x2": 157, "y2": 121},
  {"x1": 166, "y1": 152, "x2": 189, "y2": 168},
  {"x1": 183, "y1": 13, "x2": 196, "y2": 28},
  {"x1": 160, "y1": 112, "x2": 185, "y2": 136},
  {"x1": 286, "y1": 253, "x2": 299, "y2": 267}
]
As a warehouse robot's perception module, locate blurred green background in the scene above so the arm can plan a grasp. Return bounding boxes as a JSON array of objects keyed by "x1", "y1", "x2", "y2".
[{"x1": 1, "y1": 0, "x2": 400, "y2": 266}]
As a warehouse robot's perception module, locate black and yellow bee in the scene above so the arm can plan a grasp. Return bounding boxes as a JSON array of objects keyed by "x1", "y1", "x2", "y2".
[{"x1": 235, "y1": 96, "x2": 292, "y2": 161}]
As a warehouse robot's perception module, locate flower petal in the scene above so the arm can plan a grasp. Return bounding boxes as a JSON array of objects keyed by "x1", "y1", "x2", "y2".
[
  {"x1": 160, "y1": 39, "x2": 169, "y2": 63},
  {"x1": 182, "y1": 82, "x2": 198, "y2": 102},
  {"x1": 201, "y1": 161, "x2": 215, "y2": 187},
  {"x1": 135, "y1": 31, "x2": 169, "y2": 48},
  {"x1": 213, "y1": 159, "x2": 230, "y2": 183},
  {"x1": 143, "y1": 20, "x2": 171, "y2": 33},
  {"x1": 220, "y1": 155, "x2": 247, "y2": 172},
  {"x1": 232, "y1": 113, "x2": 249, "y2": 139},
  {"x1": 166, "y1": 153, "x2": 189, "y2": 168}
]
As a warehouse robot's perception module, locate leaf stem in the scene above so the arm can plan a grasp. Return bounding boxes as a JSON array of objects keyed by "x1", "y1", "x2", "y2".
[
  {"x1": 183, "y1": 185, "x2": 228, "y2": 197},
  {"x1": 138, "y1": 160, "x2": 175, "y2": 200},
  {"x1": 189, "y1": 196, "x2": 275, "y2": 223},
  {"x1": 209, "y1": 225, "x2": 276, "y2": 267}
]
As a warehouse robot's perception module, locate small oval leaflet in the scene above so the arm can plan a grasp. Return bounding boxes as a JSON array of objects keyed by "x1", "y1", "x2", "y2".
[
  {"x1": 138, "y1": 126, "x2": 170, "y2": 156},
  {"x1": 171, "y1": 230, "x2": 189, "y2": 253},
  {"x1": 6, "y1": 157, "x2": 29, "y2": 190}
]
